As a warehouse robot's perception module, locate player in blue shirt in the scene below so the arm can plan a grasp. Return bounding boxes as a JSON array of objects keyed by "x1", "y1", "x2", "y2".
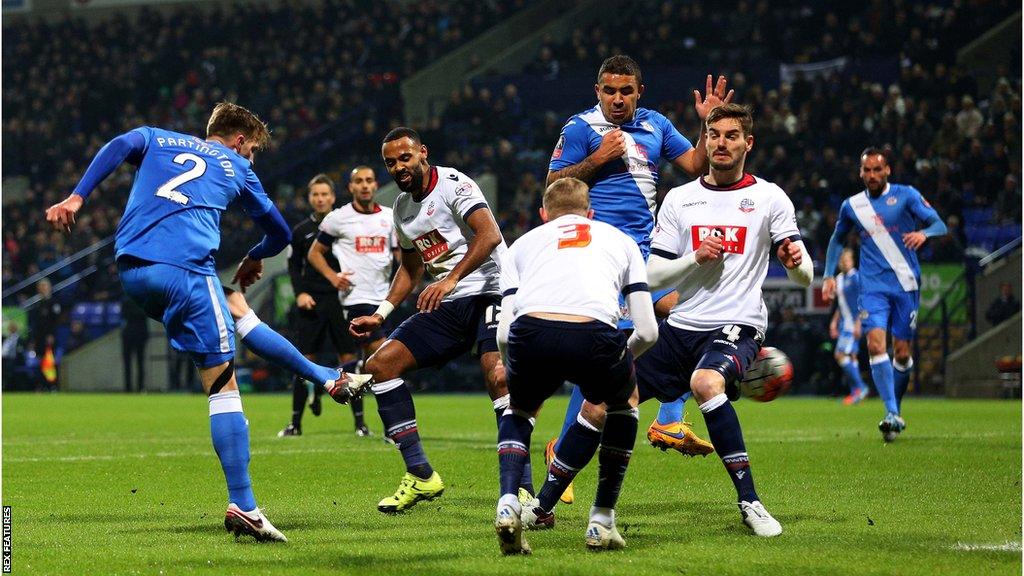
[
  {"x1": 544, "y1": 55, "x2": 731, "y2": 502},
  {"x1": 829, "y1": 248, "x2": 869, "y2": 405},
  {"x1": 823, "y1": 148, "x2": 946, "y2": 442},
  {"x1": 44, "y1": 103, "x2": 366, "y2": 542}
]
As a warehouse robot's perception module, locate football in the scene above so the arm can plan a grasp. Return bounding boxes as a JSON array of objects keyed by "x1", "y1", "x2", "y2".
[{"x1": 739, "y1": 347, "x2": 794, "y2": 402}]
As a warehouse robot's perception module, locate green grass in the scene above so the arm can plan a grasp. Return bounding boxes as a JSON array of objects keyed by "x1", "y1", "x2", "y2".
[{"x1": 3, "y1": 393, "x2": 1021, "y2": 575}]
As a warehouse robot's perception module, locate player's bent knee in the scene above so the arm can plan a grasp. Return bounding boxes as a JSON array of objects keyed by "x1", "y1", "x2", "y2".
[
  {"x1": 223, "y1": 288, "x2": 250, "y2": 320},
  {"x1": 690, "y1": 369, "x2": 727, "y2": 402},
  {"x1": 580, "y1": 401, "x2": 607, "y2": 429},
  {"x1": 200, "y1": 359, "x2": 236, "y2": 395}
]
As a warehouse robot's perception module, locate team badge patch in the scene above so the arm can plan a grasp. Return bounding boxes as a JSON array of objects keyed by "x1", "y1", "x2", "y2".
[
  {"x1": 455, "y1": 182, "x2": 474, "y2": 197},
  {"x1": 739, "y1": 198, "x2": 756, "y2": 213},
  {"x1": 886, "y1": 196, "x2": 898, "y2": 206},
  {"x1": 426, "y1": 201, "x2": 436, "y2": 216},
  {"x1": 551, "y1": 135, "x2": 565, "y2": 160}
]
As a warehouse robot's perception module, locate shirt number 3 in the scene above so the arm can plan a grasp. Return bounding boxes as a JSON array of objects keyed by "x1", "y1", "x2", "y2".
[{"x1": 557, "y1": 223, "x2": 592, "y2": 249}]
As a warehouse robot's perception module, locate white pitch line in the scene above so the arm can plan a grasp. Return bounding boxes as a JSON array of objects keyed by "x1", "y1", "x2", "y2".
[
  {"x1": 3, "y1": 445, "x2": 385, "y2": 464},
  {"x1": 952, "y1": 541, "x2": 1022, "y2": 552}
]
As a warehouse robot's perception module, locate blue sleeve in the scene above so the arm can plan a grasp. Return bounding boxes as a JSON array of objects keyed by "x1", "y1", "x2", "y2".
[
  {"x1": 237, "y1": 168, "x2": 275, "y2": 218},
  {"x1": 906, "y1": 187, "x2": 947, "y2": 237},
  {"x1": 659, "y1": 113, "x2": 693, "y2": 161},
  {"x1": 72, "y1": 128, "x2": 149, "y2": 199},
  {"x1": 247, "y1": 206, "x2": 292, "y2": 260},
  {"x1": 824, "y1": 201, "x2": 854, "y2": 278},
  {"x1": 548, "y1": 118, "x2": 593, "y2": 172}
]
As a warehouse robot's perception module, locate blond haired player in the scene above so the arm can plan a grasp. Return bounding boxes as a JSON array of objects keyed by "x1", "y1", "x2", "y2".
[{"x1": 494, "y1": 178, "x2": 657, "y2": 553}]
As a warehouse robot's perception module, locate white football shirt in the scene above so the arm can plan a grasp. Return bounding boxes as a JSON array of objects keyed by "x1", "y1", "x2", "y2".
[
  {"x1": 317, "y1": 203, "x2": 397, "y2": 306},
  {"x1": 500, "y1": 214, "x2": 648, "y2": 327},
  {"x1": 392, "y1": 166, "x2": 506, "y2": 301},
  {"x1": 651, "y1": 174, "x2": 800, "y2": 334}
]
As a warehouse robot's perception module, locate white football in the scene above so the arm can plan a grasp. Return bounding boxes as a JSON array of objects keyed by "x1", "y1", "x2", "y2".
[{"x1": 739, "y1": 347, "x2": 794, "y2": 402}]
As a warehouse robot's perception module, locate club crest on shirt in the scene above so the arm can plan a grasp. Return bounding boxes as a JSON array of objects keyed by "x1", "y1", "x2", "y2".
[
  {"x1": 739, "y1": 198, "x2": 756, "y2": 213},
  {"x1": 640, "y1": 121, "x2": 654, "y2": 132},
  {"x1": 692, "y1": 225, "x2": 747, "y2": 254},
  {"x1": 426, "y1": 201, "x2": 436, "y2": 216},
  {"x1": 886, "y1": 196, "x2": 898, "y2": 206}
]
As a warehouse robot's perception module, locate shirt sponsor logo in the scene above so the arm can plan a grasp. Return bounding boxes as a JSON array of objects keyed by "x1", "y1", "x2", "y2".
[
  {"x1": 681, "y1": 201, "x2": 708, "y2": 208},
  {"x1": 692, "y1": 225, "x2": 747, "y2": 254},
  {"x1": 739, "y1": 198, "x2": 755, "y2": 213},
  {"x1": 413, "y1": 229, "x2": 448, "y2": 261},
  {"x1": 631, "y1": 143, "x2": 648, "y2": 161},
  {"x1": 455, "y1": 182, "x2": 474, "y2": 197},
  {"x1": 355, "y1": 236, "x2": 388, "y2": 253}
]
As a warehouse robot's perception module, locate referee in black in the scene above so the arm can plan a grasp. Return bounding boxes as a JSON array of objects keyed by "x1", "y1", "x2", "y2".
[{"x1": 278, "y1": 174, "x2": 371, "y2": 437}]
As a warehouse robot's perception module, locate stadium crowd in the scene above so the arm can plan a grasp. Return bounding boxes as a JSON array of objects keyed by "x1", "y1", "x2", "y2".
[{"x1": 1, "y1": 0, "x2": 1019, "y2": 376}]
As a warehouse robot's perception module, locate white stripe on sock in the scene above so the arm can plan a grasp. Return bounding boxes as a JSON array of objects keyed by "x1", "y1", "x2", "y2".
[
  {"x1": 492, "y1": 394, "x2": 510, "y2": 411},
  {"x1": 870, "y1": 353, "x2": 890, "y2": 365},
  {"x1": 209, "y1": 390, "x2": 243, "y2": 415},
  {"x1": 698, "y1": 393, "x2": 728, "y2": 413},
  {"x1": 893, "y1": 357, "x2": 914, "y2": 372},
  {"x1": 575, "y1": 412, "x2": 600, "y2": 432},
  {"x1": 371, "y1": 378, "x2": 404, "y2": 394},
  {"x1": 235, "y1": 310, "x2": 261, "y2": 339}
]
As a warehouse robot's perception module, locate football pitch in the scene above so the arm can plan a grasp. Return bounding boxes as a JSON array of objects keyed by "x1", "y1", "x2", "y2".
[{"x1": 2, "y1": 393, "x2": 1021, "y2": 575}]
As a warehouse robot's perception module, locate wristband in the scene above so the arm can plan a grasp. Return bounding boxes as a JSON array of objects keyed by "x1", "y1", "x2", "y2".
[{"x1": 374, "y1": 300, "x2": 395, "y2": 320}]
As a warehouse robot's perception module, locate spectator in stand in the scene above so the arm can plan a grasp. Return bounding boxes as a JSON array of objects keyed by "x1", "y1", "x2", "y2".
[
  {"x1": 121, "y1": 297, "x2": 150, "y2": 393},
  {"x1": 986, "y1": 282, "x2": 1021, "y2": 327}
]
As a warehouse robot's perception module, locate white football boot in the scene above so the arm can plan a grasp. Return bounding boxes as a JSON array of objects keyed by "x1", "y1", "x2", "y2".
[
  {"x1": 224, "y1": 503, "x2": 287, "y2": 542},
  {"x1": 739, "y1": 500, "x2": 783, "y2": 537}
]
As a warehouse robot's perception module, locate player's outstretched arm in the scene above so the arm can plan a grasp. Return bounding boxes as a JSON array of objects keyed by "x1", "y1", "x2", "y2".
[
  {"x1": 625, "y1": 290, "x2": 658, "y2": 358},
  {"x1": 495, "y1": 294, "x2": 514, "y2": 363},
  {"x1": 417, "y1": 207, "x2": 502, "y2": 312},
  {"x1": 46, "y1": 130, "x2": 147, "y2": 233},
  {"x1": 350, "y1": 251, "x2": 423, "y2": 337},
  {"x1": 308, "y1": 238, "x2": 352, "y2": 291},
  {"x1": 778, "y1": 238, "x2": 813, "y2": 287},
  {"x1": 673, "y1": 75, "x2": 734, "y2": 177},
  {"x1": 647, "y1": 233, "x2": 724, "y2": 290}
]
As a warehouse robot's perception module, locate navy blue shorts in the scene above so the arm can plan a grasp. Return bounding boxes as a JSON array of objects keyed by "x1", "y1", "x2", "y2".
[
  {"x1": 389, "y1": 294, "x2": 501, "y2": 368},
  {"x1": 505, "y1": 316, "x2": 634, "y2": 413},
  {"x1": 344, "y1": 303, "x2": 388, "y2": 343},
  {"x1": 635, "y1": 322, "x2": 762, "y2": 403}
]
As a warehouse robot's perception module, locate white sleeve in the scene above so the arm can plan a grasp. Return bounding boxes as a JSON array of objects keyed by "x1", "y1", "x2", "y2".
[
  {"x1": 647, "y1": 252, "x2": 700, "y2": 291},
  {"x1": 770, "y1": 186, "x2": 801, "y2": 243},
  {"x1": 496, "y1": 294, "x2": 514, "y2": 363},
  {"x1": 498, "y1": 246, "x2": 520, "y2": 298},
  {"x1": 393, "y1": 210, "x2": 414, "y2": 251},
  {"x1": 625, "y1": 291, "x2": 658, "y2": 358},
  {"x1": 447, "y1": 177, "x2": 490, "y2": 220},
  {"x1": 318, "y1": 210, "x2": 343, "y2": 239},
  {"x1": 785, "y1": 239, "x2": 814, "y2": 287},
  {"x1": 622, "y1": 240, "x2": 658, "y2": 357},
  {"x1": 650, "y1": 191, "x2": 684, "y2": 258}
]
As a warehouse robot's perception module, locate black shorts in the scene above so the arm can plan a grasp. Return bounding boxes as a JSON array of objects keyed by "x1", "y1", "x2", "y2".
[
  {"x1": 290, "y1": 292, "x2": 356, "y2": 356},
  {"x1": 505, "y1": 316, "x2": 634, "y2": 413},
  {"x1": 343, "y1": 303, "x2": 388, "y2": 343},
  {"x1": 389, "y1": 294, "x2": 500, "y2": 368},
  {"x1": 635, "y1": 323, "x2": 762, "y2": 403}
]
